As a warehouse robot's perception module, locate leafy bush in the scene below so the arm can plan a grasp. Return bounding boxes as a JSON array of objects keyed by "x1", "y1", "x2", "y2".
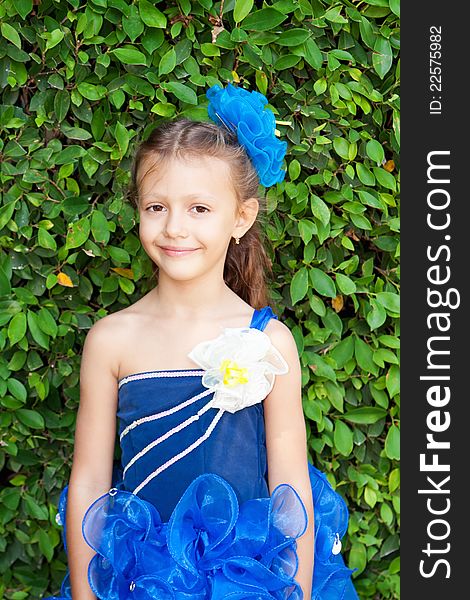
[{"x1": 0, "y1": 0, "x2": 399, "y2": 598}]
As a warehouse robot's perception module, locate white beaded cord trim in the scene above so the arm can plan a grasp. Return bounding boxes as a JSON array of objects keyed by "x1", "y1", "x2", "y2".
[
  {"x1": 118, "y1": 369, "x2": 205, "y2": 389},
  {"x1": 122, "y1": 399, "x2": 216, "y2": 477},
  {"x1": 132, "y1": 408, "x2": 225, "y2": 496},
  {"x1": 120, "y1": 388, "x2": 214, "y2": 441}
]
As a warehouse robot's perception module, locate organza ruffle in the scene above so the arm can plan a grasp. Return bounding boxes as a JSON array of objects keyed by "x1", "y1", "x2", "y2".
[{"x1": 46, "y1": 464, "x2": 358, "y2": 599}]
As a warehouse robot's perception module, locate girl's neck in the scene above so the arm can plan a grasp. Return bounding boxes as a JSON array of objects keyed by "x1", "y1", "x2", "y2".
[{"x1": 149, "y1": 271, "x2": 243, "y2": 320}]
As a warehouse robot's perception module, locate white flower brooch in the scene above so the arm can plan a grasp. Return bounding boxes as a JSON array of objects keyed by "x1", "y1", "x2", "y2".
[{"x1": 187, "y1": 327, "x2": 289, "y2": 413}]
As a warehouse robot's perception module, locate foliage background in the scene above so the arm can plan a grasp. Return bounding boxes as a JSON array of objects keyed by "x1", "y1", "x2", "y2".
[{"x1": 0, "y1": 0, "x2": 400, "y2": 598}]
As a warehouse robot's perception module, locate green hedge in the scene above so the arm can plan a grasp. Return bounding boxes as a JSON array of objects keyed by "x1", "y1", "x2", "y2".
[{"x1": 0, "y1": 0, "x2": 400, "y2": 598}]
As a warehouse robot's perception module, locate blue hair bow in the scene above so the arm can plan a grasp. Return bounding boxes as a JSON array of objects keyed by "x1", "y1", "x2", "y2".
[{"x1": 206, "y1": 83, "x2": 287, "y2": 188}]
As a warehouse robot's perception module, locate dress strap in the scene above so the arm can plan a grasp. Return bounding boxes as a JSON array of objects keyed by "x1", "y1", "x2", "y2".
[{"x1": 249, "y1": 306, "x2": 278, "y2": 332}]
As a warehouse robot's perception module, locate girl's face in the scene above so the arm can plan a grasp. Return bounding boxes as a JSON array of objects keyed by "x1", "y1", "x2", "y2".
[{"x1": 137, "y1": 155, "x2": 256, "y2": 283}]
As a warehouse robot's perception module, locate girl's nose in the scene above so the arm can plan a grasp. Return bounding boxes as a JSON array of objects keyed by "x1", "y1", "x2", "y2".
[{"x1": 163, "y1": 210, "x2": 188, "y2": 238}]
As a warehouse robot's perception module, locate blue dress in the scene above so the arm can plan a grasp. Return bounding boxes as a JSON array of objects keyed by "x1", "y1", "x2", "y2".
[{"x1": 46, "y1": 306, "x2": 358, "y2": 600}]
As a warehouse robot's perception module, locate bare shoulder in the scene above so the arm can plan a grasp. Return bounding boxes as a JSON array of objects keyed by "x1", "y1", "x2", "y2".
[
  {"x1": 263, "y1": 317, "x2": 300, "y2": 366},
  {"x1": 81, "y1": 309, "x2": 134, "y2": 381}
]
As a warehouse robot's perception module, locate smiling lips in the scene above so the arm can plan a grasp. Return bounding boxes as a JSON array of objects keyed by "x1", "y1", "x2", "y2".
[{"x1": 159, "y1": 246, "x2": 199, "y2": 257}]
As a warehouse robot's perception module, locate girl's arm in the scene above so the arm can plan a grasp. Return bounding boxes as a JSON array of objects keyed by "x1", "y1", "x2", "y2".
[
  {"x1": 66, "y1": 319, "x2": 119, "y2": 599},
  {"x1": 264, "y1": 320, "x2": 314, "y2": 599}
]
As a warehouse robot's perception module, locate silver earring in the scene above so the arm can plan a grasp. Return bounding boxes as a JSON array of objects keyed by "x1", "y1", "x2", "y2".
[{"x1": 235, "y1": 237, "x2": 240, "y2": 244}]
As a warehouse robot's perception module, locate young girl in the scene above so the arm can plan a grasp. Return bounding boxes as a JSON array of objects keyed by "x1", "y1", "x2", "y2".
[{"x1": 46, "y1": 83, "x2": 358, "y2": 600}]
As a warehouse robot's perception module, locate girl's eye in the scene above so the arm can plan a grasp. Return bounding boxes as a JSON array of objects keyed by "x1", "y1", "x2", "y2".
[
  {"x1": 147, "y1": 204, "x2": 164, "y2": 212},
  {"x1": 192, "y1": 205, "x2": 210, "y2": 213}
]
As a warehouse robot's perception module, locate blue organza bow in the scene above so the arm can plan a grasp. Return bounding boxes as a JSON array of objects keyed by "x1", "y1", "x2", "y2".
[
  {"x1": 48, "y1": 465, "x2": 359, "y2": 599},
  {"x1": 74, "y1": 474, "x2": 306, "y2": 599},
  {"x1": 206, "y1": 83, "x2": 287, "y2": 188}
]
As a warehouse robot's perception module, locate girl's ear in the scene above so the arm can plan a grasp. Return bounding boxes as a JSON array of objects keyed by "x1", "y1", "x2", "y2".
[{"x1": 233, "y1": 197, "x2": 259, "y2": 238}]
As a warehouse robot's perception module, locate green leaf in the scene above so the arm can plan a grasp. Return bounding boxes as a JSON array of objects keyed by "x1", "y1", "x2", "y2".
[
  {"x1": 390, "y1": 0, "x2": 400, "y2": 16},
  {"x1": 111, "y1": 46, "x2": 148, "y2": 65},
  {"x1": 123, "y1": 5, "x2": 145, "y2": 42},
  {"x1": 366, "y1": 139, "x2": 385, "y2": 165},
  {"x1": 91, "y1": 108, "x2": 105, "y2": 141},
  {"x1": 233, "y1": 0, "x2": 254, "y2": 23},
  {"x1": 389, "y1": 468, "x2": 400, "y2": 493},
  {"x1": 288, "y1": 159, "x2": 301, "y2": 181},
  {"x1": 277, "y1": 29, "x2": 311, "y2": 46},
  {"x1": 8, "y1": 378, "x2": 27, "y2": 403},
  {"x1": 330, "y1": 336, "x2": 354, "y2": 369},
  {"x1": 350, "y1": 213, "x2": 372, "y2": 230},
  {"x1": 115, "y1": 122, "x2": 130, "y2": 157},
  {"x1": 45, "y1": 29, "x2": 64, "y2": 51},
  {"x1": 8, "y1": 313, "x2": 27, "y2": 345},
  {"x1": 38, "y1": 528, "x2": 54, "y2": 562},
  {"x1": 303, "y1": 37, "x2": 323, "y2": 69},
  {"x1": 162, "y1": 81, "x2": 198, "y2": 105},
  {"x1": 335, "y1": 273, "x2": 356, "y2": 295},
  {"x1": 91, "y1": 210, "x2": 110, "y2": 244},
  {"x1": 139, "y1": 0, "x2": 167, "y2": 28},
  {"x1": 372, "y1": 167, "x2": 397, "y2": 191},
  {"x1": 37, "y1": 308, "x2": 58, "y2": 337},
  {"x1": 65, "y1": 216, "x2": 90, "y2": 250},
  {"x1": 242, "y1": 9, "x2": 288, "y2": 31},
  {"x1": 354, "y1": 337, "x2": 378, "y2": 374},
  {"x1": 367, "y1": 297, "x2": 387, "y2": 330},
  {"x1": 348, "y1": 542, "x2": 367, "y2": 575},
  {"x1": 38, "y1": 228, "x2": 57, "y2": 251},
  {"x1": 376, "y1": 292, "x2": 399, "y2": 314},
  {"x1": 77, "y1": 83, "x2": 107, "y2": 101},
  {"x1": 298, "y1": 220, "x2": 315, "y2": 245},
  {"x1": 334, "y1": 420, "x2": 354, "y2": 456},
  {"x1": 343, "y1": 407, "x2": 387, "y2": 424},
  {"x1": 309, "y1": 268, "x2": 336, "y2": 298},
  {"x1": 24, "y1": 494, "x2": 48, "y2": 520},
  {"x1": 310, "y1": 195, "x2": 330, "y2": 226},
  {"x1": 356, "y1": 163, "x2": 376, "y2": 186},
  {"x1": 373, "y1": 36, "x2": 393, "y2": 79},
  {"x1": 378, "y1": 335, "x2": 400, "y2": 349},
  {"x1": 159, "y1": 47, "x2": 177, "y2": 76},
  {"x1": 273, "y1": 54, "x2": 301, "y2": 70},
  {"x1": 290, "y1": 267, "x2": 309, "y2": 305},
  {"x1": 142, "y1": 29, "x2": 164, "y2": 54},
  {"x1": 333, "y1": 137, "x2": 350, "y2": 160},
  {"x1": 314, "y1": 78, "x2": 327, "y2": 95},
  {"x1": 380, "y1": 502, "x2": 394, "y2": 525},
  {"x1": 14, "y1": 0, "x2": 33, "y2": 19},
  {"x1": 55, "y1": 146, "x2": 87, "y2": 165},
  {"x1": 54, "y1": 89, "x2": 70, "y2": 123},
  {"x1": 359, "y1": 17, "x2": 376, "y2": 49},
  {"x1": 201, "y1": 43, "x2": 220, "y2": 57},
  {"x1": 27, "y1": 310, "x2": 49, "y2": 350},
  {"x1": 1, "y1": 23, "x2": 21, "y2": 49},
  {"x1": 16, "y1": 408, "x2": 45, "y2": 429},
  {"x1": 386, "y1": 364, "x2": 400, "y2": 397},
  {"x1": 308, "y1": 353, "x2": 337, "y2": 382},
  {"x1": 385, "y1": 424, "x2": 400, "y2": 460},
  {"x1": 364, "y1": 485, "x2": 377, "y2": 508},
  {"x1": 61, "y1": 125, "x2": 92, "y2": 141},
  {"x1": 324, "y1": 6, "x2": 348, "y2": 23}
]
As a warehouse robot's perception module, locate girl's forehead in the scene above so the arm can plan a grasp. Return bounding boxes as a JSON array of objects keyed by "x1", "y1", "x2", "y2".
[{"x1": 138, "y1": 154, "x2": 233, "y2": 192}]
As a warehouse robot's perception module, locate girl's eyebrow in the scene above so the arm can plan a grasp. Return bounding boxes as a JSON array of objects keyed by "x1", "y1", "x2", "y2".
[{"x1": 147, "y1": 193, "x2": 217, "y2": 201}]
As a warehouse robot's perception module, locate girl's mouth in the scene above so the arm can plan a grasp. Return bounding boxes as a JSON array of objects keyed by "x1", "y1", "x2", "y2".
[{"x1": 159, "y1": 246, "x2": 199, "y2": 257}]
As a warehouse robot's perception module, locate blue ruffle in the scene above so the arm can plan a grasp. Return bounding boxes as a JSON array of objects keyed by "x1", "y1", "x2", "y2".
[{"x1": 46, "y1": 465, "x2": 358, "y2": 599}]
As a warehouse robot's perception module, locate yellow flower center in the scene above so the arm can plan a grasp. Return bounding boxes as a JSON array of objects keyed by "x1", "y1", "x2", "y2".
[{"x1": 219, "y1": 359, "x2": 248, "y2": 387}]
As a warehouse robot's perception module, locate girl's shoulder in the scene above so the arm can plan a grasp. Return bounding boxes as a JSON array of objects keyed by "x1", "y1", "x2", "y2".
[
  {"x1": 261, "y1": 311, "x2": 299, "y2": 368},
  {"x1": 83, "y1": 307, "x2": 141, "y2": 372}
]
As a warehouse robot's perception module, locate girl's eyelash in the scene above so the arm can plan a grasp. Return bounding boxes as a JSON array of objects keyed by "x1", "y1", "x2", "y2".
[{"x1": 146, "y1": 205, "x2": 210, "y2": 213}]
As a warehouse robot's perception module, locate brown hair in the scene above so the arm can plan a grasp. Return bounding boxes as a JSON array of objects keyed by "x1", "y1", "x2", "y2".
[{"x1": 128, "y1": 118, "x2": 274, "y2": 309}]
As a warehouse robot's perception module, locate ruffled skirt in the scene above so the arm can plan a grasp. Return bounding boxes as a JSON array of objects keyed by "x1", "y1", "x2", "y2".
[{"x1": 46, "y1": 464, "x2": 358, "y2": 599}]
